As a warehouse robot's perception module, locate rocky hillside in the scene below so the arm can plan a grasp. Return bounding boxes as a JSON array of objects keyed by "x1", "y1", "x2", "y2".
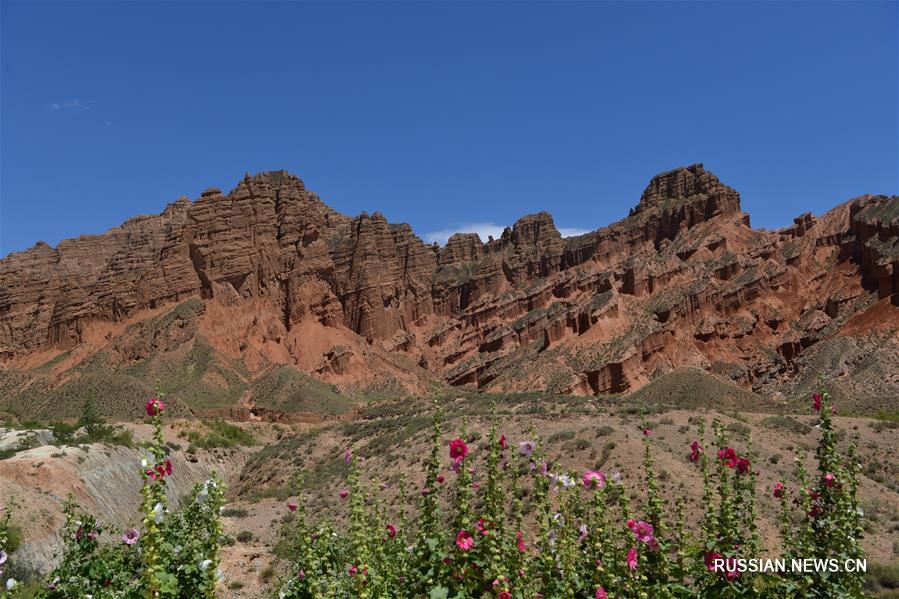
[{"x1": 0, "y1": 165, "x2": 896, "y2": 420}]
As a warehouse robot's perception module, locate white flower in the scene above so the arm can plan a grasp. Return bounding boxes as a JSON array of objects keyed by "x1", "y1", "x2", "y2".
[
  {"x1": 152, "y1": 502, "x2": 165, "y2": 524},
  {"x1": 6, "y1": 578, "x2": 17, "y2": 591},
  {"x1": 199, "y1": 559, "x2": 212, "y2": 571}
]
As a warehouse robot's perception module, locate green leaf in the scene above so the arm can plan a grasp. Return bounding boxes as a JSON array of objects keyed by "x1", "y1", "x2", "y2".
[{"x1": 429, "y1": 585, "x2": 449, "y2": 599}]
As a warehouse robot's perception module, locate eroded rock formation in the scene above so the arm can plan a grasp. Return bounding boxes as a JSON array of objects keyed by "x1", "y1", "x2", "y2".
[{"x1": 1, "y1": 164, "x2": 896, "y2": 416}]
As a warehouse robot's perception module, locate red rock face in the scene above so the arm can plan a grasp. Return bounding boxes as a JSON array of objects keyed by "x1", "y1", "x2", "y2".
[{"x1": 1, "y1": 165, "x2": 896, "y2": 409}]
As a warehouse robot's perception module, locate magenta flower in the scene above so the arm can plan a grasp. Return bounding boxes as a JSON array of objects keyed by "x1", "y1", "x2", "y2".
[
  {"x1": 499, "y1": 434, "x2": 507, "y2": 450},
  {"x1": 344, "y1": 449, "x2": 351, "y2": 465},
  {"x1": 449, "y1": 438, "x2": 469, "y2": 461},
  {"x1": 339, "y1": 489, "x2": 349, "y2": 499},
  {"x1": 626, "y1": 547, "x2": 638, "y2": 570},
  {"x1": 516, "y1": 530, "x2": 526, "y2": 552},
  {"x1": 144, "y1": 397, "x2": 165, "y2": 417},
  {"x1": 286, "y1": 502, "x2": 297, "y2": 512},
  {"x1": 813, "y1": 393, "x2": 822, "y2": 411},
  {"x1": 824, "y1": 473, "x2": 837, "y2": 487},
  {"x1": 386, "y1": 523, "x2": 397, "y2": 538},
  {"x1": 455, "y1": 530, "x2": 474, "y2": 551},
  {"x1": 583, "y1": 470, "x2": 606, "y2": 489},
  {"x1": 628, "y1": 519, "x2": 655, "y2": 543},
  {"x1": 121, "y1": 528, "x2": 140, "y2": 545},
  {"x1": 773, "y1": 482, "x2": 785, "y2": 498},
  {"x1": 689, "y1": 440, "x2": 703, "y2": 462},
  {"x1": 595, "y1": 588, "x2": 607, "y2": 599},
  {"x1": 643, "y1": 428, "x2": 652, "y2": 436}
]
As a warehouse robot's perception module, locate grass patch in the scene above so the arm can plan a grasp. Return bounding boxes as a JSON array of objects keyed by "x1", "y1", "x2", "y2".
[{"x1": 761, "y1": 415, "x2": 812, "y2": 435}]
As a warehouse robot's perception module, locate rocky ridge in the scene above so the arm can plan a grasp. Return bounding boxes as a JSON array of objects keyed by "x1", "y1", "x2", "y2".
[{"x1": 0, "y1": 164, "x2": 896, "y2": 418}]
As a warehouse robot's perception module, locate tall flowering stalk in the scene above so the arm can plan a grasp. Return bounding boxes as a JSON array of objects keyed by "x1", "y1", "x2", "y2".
[
  {"x1": 140, "y1": 393, "x2": 172, "y2": 596},
  {"x1": 35, "y1": 393, "x2": 226, "y2": 598}
]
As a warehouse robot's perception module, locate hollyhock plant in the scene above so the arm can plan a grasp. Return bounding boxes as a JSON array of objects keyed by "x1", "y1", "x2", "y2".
[
  {"x1": 32, "y1": 391, "x2": 226, "y2": 598},
  {"x1": 773, "y1": 482, "x2": 785, "y2": 498},
  {"x1": 813, "y1": 393, "x2": 822, "y2": 411}
]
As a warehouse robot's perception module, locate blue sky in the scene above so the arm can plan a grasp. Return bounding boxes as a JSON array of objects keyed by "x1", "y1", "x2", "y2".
[{"x1": 1, "y1": 1, "x2": 896, "y2": 256}]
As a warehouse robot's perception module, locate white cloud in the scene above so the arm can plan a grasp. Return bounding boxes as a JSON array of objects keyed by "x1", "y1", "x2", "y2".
[
  {"x1": 423, "y1": 222, "x2": 506, "y2": 245},
  {"x1": 558, "y1": 227, "x2": 591, "y2": 237},
  {"x1": 49, "y1": 99, "x2": 92, "y2": 112},
  {"x1": 423, "y1": 222, "x2": 593, "y2": 246}
]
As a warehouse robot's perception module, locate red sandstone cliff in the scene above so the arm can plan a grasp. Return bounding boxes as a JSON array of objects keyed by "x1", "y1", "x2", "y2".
[{"x1": 0, "y1": 165, "x2": 896, "y2": 418}]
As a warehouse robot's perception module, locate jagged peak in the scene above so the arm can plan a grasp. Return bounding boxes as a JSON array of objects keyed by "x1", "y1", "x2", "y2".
[{"x1": 633, "y1": 163, "x2": 743, "y2": 222}]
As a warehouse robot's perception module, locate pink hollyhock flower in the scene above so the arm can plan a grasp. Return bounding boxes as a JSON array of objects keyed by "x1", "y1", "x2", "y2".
[
  {"x1": 773, "y1": 482, "x2": 785, "y2": 498},
  {"x1": 596, "y1": 588, "x2": 607, "y2": 599},
  {"x1": 812, "y1": 393, "x2": 822, "y2": 411},
  {"x1": 348, "y1": 564, "x2": 358, "y2": 577},
  {"x1": 499, "y1": 592, "x2": 511, "y2": 599},
  {"x1": 647, "y1": 537, "x2": 661, "y2": 552},
  {"x1": 824, "y1": 473, "x2": 836, "y2": 487},
  {"x1": 164, "y1": 459, "x2": 173, "y2": 476},
  {"x1": 626, "y1": 547, "x2": 638, "y2": 570},
  {"x1": 144, "y1": 397, "x2": 165, "y2": 417},
  {"x1": 577, "y1": 524, "x2": 589, "y2": 543},
  {"x1": 735, "y1": 457, "x2": 750, "y2": 475},
  {"x1": 519, "y1": 440, "x2": 536, "y2": 457},
  {"x1": 339, "y1": 489, "x2": 349, "y2": 499},
  {"x1": 455, "y1": 530, "x2": 474, "y2": 551},
  {"x1": 499, "y1": 434, "x2": 507, "y2": 450},
  {"x1": 287, "y1": 502, "x2": 297, "y2": 512},
  {"x1": 298, "y1": 569, "x2": 305, "y2": 579},
  {"x1": 516, "y1": 530, "x2": 526, "y2": 552},
  {"x1": 122, "y1": 528, "x2": 139, "y2": 545},
  {"x1": 436, "y1": 475, "x2": 445, "y2": 484},
  {"x1": 718, "y1": 447, "x2": 741, "y2": 469},
  {"x1": 689, "y1": 441, "x2": 703, "y2": 462},
  {"x1": 583, "y1": 470, "x2": 606, "y2": 489},
  {"x1": 386, "y1": 524, "x2": 396, "y2": 538},
  {"x1": 643, "y1": 428, "x2": 652, "y2": 436},
  {"x1": 344, "y1": 449, "x2": 351, "y2": 464},
  {"x1": 628, "y1": 520, "x2": 655, "y2": 543},
  {"x1": 421, "y1": 488, "x2": 429, "y2": 496},
  {"x1": 476, "y1": 519, "x2": 490, "y2": 535},
  {"x1": 705, "y1": 551, "x2": 722, "y2": 571},
  {"x1": 449, "y1": 438, "x2": 469, "y2": 461}
]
